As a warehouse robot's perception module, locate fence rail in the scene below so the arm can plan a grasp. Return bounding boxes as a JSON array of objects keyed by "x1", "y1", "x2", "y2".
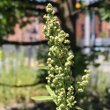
[{"x1": 0, "y1": 39, "x2": 47, "y2": 46}]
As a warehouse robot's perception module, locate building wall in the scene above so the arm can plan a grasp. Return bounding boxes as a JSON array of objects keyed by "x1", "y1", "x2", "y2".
[
  {"x1": 76, "y1": 13, "x2": 110, "y2": 40},
  {"x1": 6, "y1": 17, "x2": 46, "y2": 42}
]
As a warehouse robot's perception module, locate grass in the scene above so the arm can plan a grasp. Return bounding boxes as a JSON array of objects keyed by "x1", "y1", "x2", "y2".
[
  {"x1": 0, "y1": 65, "x2": 48, "y2": 105},
  {"x1": 0, "y1": 45, "x2": 49, "y2": 106}
]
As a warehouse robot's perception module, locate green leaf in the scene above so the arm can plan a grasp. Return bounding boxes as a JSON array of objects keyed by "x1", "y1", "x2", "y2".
[
  {"x1": 37, "y1": 66, "x2": 49, "y2": 70},
  {"x1": 31, "y1": 96, "x2": 53, "y2": 101},
  {"x1": 75, "y1": 106, "x2": 84, "y2": 110},
  {"x1": 46, "y1": 85, "x2": 55, "y2": 96},
  {"x1": 102, "y1": 14, "x2": 109, "y2": 20},
  {"x1": 46, "y1": 85, "x2": 57, "y2": 104}
]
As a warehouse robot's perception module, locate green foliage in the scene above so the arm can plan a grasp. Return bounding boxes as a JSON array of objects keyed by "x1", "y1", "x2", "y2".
[
  {"x1": 0, "y1": 65, "x2": 48, "y2": 104},
  {"x1": 0, "y1": 0, "x2": 36, "y2": 38},
  {"x1": 99, "y1": 0, "x2": 110, "y2": 21},
  {"x1": 34, "y1": 3, "x2": 89, "y2": 110},
  {"x1": 73, "y1": 52, "x2": 88, "y2": 77},
  {"x1": 78, "y1": 68, "x2": 110, "y2": 110},
  {"x1": 37, "y1": 66, "x2": 49, "y2": 70},
  {"x1": 43, "y1": 3, "x2": 76, "y2": 110},
  {"x1": 0, "y1": 49, "x2": 4, "y2": 61},
  {"x1": 37, "y1": 45, "x2": 48, "y2": 63},
  {"x1": 32, "y1": 96, "x2": 52, "y2": 101},
  {"x1": 99, "y1": 7, "x2": 110, "y2": 21},
  {"x1": 46, "y1": 85, "x2": 57, "y2": 104},
  {"x1": 77, "y1": 71, "x2": 89, "y2": 93}
]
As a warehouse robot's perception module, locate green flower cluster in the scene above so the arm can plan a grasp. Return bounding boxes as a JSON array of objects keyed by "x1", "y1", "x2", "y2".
[
  {"x1": 43, "y1": 3, "x2": 76, "y2": 110},
  {"x1": 43, "y1": 3, "x2": 89, "y2": 110},
  {"x1": 77, "y1": 70, "x2": 90, "y2": 93}
]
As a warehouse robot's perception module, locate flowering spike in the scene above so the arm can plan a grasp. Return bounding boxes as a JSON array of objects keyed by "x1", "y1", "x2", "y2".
[{"x1": 43, "y1": 3, "x2": 89, "y2": 110}]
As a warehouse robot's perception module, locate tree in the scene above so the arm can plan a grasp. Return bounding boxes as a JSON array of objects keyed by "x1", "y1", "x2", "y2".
[
  {"x1": 99, "y1": 0, "x2": 110, "y2": 21},
  {"x1": 0, "y1": 0, "x2": 56, "y2": 39},
  {"x1": 56, "y1": 0, "x2": 77, "y2": 51},
  {"x1": 0, "y1": 0, "x2": 30, "y2": 37}
]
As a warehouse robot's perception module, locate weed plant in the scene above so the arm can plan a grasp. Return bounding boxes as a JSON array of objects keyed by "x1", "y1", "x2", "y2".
[
  {"x1": 0, "y1": 63, "x2": 48, "y2": 105},
  {"x1": 33, "y1": 3, "x2": 89, "y2": 110}
]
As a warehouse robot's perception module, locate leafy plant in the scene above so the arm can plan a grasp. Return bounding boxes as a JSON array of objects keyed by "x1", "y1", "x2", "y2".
[
  {"x1": 0, "y1": 63, "x2": 48, "y2": 104},
  {"x1": 33, "y1": 3, "x2": 89, "y2": 110},
  {"x1": 99, "y1": 7, "x2": 110, "y2": 22}
]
